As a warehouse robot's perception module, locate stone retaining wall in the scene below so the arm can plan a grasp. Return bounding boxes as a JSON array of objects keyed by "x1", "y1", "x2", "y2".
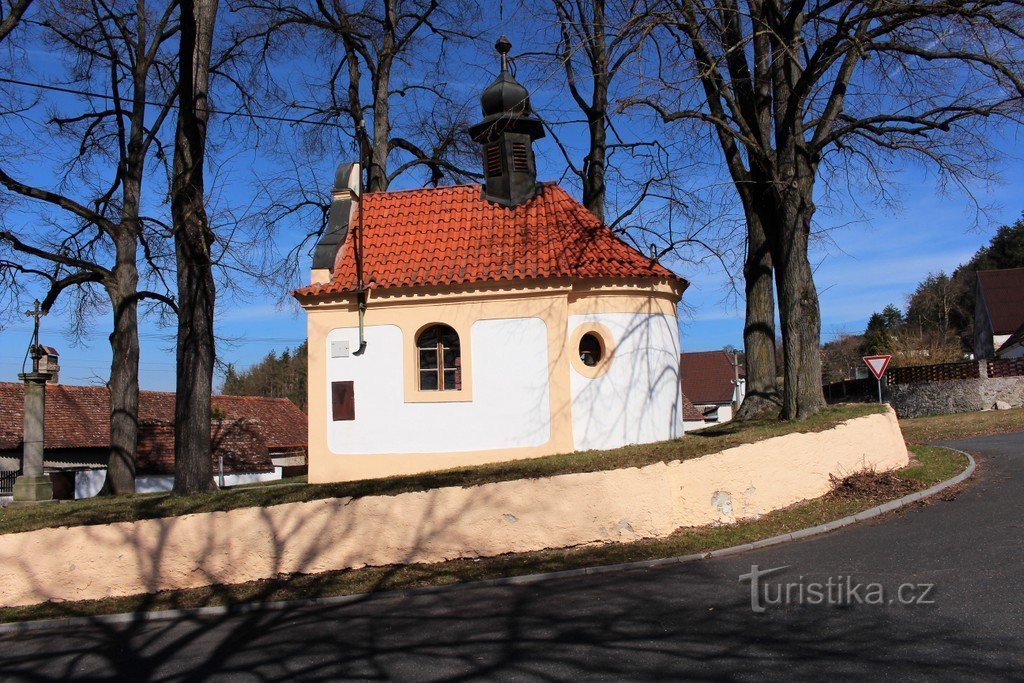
[
  {"x1": 0, "y1": 408, "x2": 909, "y2": 608},
  {"x1": 889, "y1": 376, "x2": 1024, "y2": 418}
]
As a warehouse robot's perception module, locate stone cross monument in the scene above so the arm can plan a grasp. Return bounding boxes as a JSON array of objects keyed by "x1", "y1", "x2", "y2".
[{"x1": 13, "y1": 301, "x2": 54, "y2": 503}]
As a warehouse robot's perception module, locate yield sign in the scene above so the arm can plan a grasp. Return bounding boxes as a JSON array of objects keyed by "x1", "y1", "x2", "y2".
[{"x1": 863, "y1": 355, "x2": 892, "y2": 380}]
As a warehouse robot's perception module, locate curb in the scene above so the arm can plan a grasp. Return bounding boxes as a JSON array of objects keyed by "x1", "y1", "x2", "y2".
[{"x1": 0, "y1": 449, "x2": 976, "y2": 636}]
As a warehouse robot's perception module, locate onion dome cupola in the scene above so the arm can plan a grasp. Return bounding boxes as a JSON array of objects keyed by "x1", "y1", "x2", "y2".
[{"x1": 468, "y1": 36, "x2": 545, "y2": 208}]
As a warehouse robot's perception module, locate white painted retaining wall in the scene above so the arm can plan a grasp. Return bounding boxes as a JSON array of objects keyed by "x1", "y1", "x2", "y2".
[{"x1": 0, "y1": 408, "x2": 908, "y2": 608}]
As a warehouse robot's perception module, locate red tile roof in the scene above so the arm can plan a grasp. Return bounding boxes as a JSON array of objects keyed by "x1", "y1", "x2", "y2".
[
  {"x1": 0, "y1": 383, "x2": 306, "y2": 461},
  {"x1": 977, "y1": 268, "x2": 1024, "y2": 335},
  {"x1": 680, "y1": 351, "x2": 743, "y2": 405},
  {"x1": 294, "y1": 183, "x2": 684, "y2": 297},
  {"x1": 137, "y1": 420, "x2": 272, "y2": 475},
  {"x1": 680, "y1": 393, "x2": 705, "y2": 422}
]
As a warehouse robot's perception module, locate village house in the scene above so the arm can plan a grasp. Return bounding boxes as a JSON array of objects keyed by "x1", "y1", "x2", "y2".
[
  {"x1": 0, "y1": 381, "x2": 307, "y2": 498},
  {"x1": 293, "y1": 38, "x2": 688, "y2": 483},
  {"x1": 679, "y1": 350, "x2": 745, "y2": 424},
  {"x1": 974, "y1": 267, "x2": 1024, "y2": 359}
]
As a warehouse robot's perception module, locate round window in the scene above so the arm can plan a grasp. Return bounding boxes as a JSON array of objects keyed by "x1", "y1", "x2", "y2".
[{"x1": 578, "y1": 332, "x2": 603, "y2": 367}]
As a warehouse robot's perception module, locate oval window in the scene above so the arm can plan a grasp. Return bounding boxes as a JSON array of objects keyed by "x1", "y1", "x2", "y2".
[{"x1": 578, "y1": 332, "x2": 603, "y2": 367}]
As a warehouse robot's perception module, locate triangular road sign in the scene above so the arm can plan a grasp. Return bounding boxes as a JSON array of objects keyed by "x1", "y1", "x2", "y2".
[{"x1": 863, "y1": 355, "x2": 892, "y2": 380}]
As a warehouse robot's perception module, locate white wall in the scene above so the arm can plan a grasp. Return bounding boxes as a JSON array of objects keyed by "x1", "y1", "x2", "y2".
[
  {"x1": 569, "y1": 313, "x2": 681, "y2": 451},
  {"x1": 326, "y1": 319, "x2": 551, "y2": 455},
  {"x1": 75, "y1": 470, "x2": 281, "y2": 498}
]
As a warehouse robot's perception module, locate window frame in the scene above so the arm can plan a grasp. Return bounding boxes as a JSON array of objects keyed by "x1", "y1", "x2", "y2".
[
  {"x1": 569, "y1": 323, "x2": 615, "y2": 378},
  {"x1": 406, "y1": 321, "x2": 473, "y2": 403},
  {"x1": 416, "y1": 324, "x2": 462, "y2": 392}
]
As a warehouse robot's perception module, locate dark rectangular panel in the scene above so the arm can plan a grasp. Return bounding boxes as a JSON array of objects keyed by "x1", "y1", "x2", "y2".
[{"x1": 332, "y1": 381, "x2": 355, "y2": 421}]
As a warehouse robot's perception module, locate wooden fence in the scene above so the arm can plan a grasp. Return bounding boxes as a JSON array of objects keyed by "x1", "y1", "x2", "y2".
[
  {"x1": 886, "y1": 361, "x2": 981, "y2": 385},
  {"x1": 987, "y1": 358, "x2": 1024, "y2": 378}
]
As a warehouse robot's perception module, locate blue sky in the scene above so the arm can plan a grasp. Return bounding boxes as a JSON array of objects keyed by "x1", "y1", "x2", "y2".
[{"x1": 1, "y1": 7, "x2": 1021, "y2": 391}]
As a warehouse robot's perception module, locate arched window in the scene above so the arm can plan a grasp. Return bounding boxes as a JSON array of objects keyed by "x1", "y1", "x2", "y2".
[{"x1": 417, "y1": 324, "x2": 461, "y2": 391}]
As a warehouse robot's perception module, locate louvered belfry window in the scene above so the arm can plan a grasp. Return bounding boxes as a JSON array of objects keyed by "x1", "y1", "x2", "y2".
[
  {"x1": 511, "y1": 142, "x2": 529, "y2": 172},
  {"x1": 485, "y1": 144, "x2": 503, "y2": 177}
]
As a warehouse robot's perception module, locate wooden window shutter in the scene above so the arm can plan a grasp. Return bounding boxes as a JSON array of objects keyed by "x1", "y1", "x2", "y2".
[
  {"x1": 485, "y1": 144, "x2": 503, "y2": 177},
  {"x1": 511, "y1": 142, "x2": 529, "y2": 172},
  {"x1": 332, "y1": 381, "x2": 355, "y2": 421}
]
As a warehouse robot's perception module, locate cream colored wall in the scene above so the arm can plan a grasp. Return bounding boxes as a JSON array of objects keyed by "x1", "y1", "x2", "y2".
[
  {"x1": 304, "y1": 279, "x2": 681, "y2": 483},
  {"x1": 0, "y1": 409, "x2": 909, "y2": 607}
]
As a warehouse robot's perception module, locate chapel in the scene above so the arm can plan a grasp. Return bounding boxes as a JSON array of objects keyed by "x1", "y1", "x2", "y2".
[{"x1": 294, "y1": 37, "x2": 688, "y2": 483}]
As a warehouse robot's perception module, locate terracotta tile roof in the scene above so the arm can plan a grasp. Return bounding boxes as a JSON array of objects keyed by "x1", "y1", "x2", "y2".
[
  {"x1": 137, "y1": 420, "x2": 272, "y2": 475},
  {"x1": 293, "y1": 183, "x2": 685, "y2": 297},
  {"x1": 977, "y1": 268, "x2": 1024, "y2": 335},
  {"x1": 680, "y1": 351, "x2": 743, "y2": 405},
  {"x1": 680, "y1": 392, "x2": 705, "y2": 422},
  {"x1": 0, "y1": 383, "x2": 306, "y2": 461}
]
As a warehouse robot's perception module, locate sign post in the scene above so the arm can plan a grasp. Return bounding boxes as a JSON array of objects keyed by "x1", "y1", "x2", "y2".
[{"x1": 863, "y1": 355, "x2": 892, "y2": 404}]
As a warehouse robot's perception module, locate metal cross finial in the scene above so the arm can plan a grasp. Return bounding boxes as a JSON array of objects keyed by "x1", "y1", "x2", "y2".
[{"x1": 24, "y1": 299, "x2": 45, "y2": 370}]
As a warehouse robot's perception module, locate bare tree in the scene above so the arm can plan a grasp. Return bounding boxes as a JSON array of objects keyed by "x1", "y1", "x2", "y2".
[
  {"x1": 232, "y1": 0, "x2": 479, "y2": 192},
  {"x1": 172, "y1": 0, "x2": 218, "y2": 494},
  {"x1": 0, "y1": 0, "x2": 33, "y2": 43},
  {"x1": 0, "y1": 0, "x2": 179, "y2": 493},
  {"x1": 634, "y1": 0, "x2": 1024, "y2": 419}
]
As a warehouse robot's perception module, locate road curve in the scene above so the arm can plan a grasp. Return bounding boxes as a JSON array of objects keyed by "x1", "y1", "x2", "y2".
[{"x1": 0, "y1": 433, "x2": 1021, "y2": 681}]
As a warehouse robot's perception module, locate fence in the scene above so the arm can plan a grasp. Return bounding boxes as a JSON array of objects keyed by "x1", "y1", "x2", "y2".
[
  {"x1": 0, "y1": 471, "x2": 17, "y2": 496},
  {"x1": 823, "y1": 377, "x2": 877, "y2": 403},
  {"x1": 987, "y1": 358, "x2": 1024, "y2": 378},
  {"x1": 886, "y1": 361, "x2": 981, "y2": 385}
]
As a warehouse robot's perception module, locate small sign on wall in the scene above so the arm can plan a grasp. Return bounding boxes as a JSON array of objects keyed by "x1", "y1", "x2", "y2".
[
  {"x1": 331, "y1": 340, "x2": 351, "y2": 358},
  {"x1": 332, "y1": 381, "x2": 355, "y2": 421}
]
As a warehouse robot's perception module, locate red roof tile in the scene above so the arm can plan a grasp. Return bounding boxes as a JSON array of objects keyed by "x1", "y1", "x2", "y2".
[
  {"x1": 293, "y1": 183, "x2": 684, "y2": 297},
  {"x1": 680, "y1": 393, "x2": 705, "y2": 422},
  {"x1": 137, "y1": 420, "x2": 273, "y2": 475},
  {"x1": 977, "y1": 268, "x2": 1024, "y2": 335},
  {"x1": 0, "y1": 383, "x2": 306, "y2": 459},
  {"x1": 680, "y1": 351, "x2": 743, "y2": 405}
]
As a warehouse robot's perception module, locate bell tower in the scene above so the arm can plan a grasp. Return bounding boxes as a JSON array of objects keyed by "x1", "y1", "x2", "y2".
[{"x1": 468, "y1": 36, "x2": 545, "y2": 208}]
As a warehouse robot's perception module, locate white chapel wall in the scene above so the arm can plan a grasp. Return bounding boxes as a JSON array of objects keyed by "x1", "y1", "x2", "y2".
[
  {"x1": 569, "y1": 312, "x2": 681, "y2": 451},
  {"x1": 325, "y1": 318, "x2": 551, "y2": 455}
]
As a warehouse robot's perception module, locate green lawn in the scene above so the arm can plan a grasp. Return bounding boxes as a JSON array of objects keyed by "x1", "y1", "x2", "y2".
[
  {"x1": 899, "y1": 407, "x2": 1024, "y2": 444},
  {"x1": 0, "y1": 404, "x2": 884, "y2": 536},
  {"x1": 0, "y1": 442, "x2": 967, "y2": 625}
]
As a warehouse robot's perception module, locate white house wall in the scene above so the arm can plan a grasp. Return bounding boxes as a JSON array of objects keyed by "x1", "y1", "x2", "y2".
[
  {"x1": 569, "y1": 312, "x2": 681, "y2": 451},
  {"x1": 326, "y1": 318, "x2": 551, "y2": 455}
]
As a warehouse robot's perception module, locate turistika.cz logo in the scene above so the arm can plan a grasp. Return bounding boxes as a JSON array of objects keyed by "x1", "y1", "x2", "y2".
[{"x1": 739, "y1": 565, "x2": 936, "y2": 613}]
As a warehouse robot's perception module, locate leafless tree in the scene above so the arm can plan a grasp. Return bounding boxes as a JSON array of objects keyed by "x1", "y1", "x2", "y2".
[
  {"x1": 0, "y1": 0, "x2": 179, "y2": 493},
  {"x1": 172, "y1": 0, "x2": 219, "y2": 494},
  {"x1": 231, "y1": 0, "x2": 480, "y2": 192},
  {"x1": 633, "y1": 0, "x2": 1024, "y2": 419},
  {"x1": 0, "y1": 0, "x2": 33, "y2": 43}
]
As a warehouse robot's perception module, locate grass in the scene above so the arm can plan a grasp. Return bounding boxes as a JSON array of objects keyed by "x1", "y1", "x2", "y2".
[
  {"x1": 0, "y1": 442, "x2": 967, "y2": 625},
  {"x1": 899, "y1": 407, "x2": 1024, "y2": 444},
  {"x1": 0, "y1": 403, "x2": 884, "y2": 536}
]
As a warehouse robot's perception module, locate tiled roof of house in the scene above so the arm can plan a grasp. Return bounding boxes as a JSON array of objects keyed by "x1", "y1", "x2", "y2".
[
  {"x1": 977, "y1": 267, "x2": 1024, "y2": 335},
  {"x1": 137, "y1": 420, "x2": 272, "y2": 475},
  {"x1": 680, "y1": 351, "x2": 743, "y2": 405},
  {"x1": 998, "y1": 320, "x2": 1024, "y2": 355},
  {"x1": 0, "y1": 383, "x2": 306, "y2": 463},
  {"x1": 293, "y1": 183, "x2": 685, "y2": 297},
  {"x1": 680, "y1": 392, "x2": 705, "y2": 422}
]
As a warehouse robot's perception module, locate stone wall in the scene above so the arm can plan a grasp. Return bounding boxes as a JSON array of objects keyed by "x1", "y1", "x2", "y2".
[
  {"x1": 0, "y1": 409, "x2": 909, "y2": 608},
  {"x1": 889, "y1": 375, "x2": 1024, "y2": 418}
]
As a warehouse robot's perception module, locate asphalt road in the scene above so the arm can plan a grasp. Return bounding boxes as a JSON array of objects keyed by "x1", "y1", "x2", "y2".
[{"x1": 1, "y1": 433, "x2": 1022, "y2": 681}]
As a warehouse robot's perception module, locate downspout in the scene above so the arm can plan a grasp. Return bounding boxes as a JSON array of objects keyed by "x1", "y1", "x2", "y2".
[{"x1": 353, "y1": 165, "x2": 368, "y2": 356}]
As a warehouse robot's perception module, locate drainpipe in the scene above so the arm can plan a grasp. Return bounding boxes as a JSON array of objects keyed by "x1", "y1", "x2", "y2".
[{"x1": 353, "y1": 157, "x2": 368, "y2": 356}]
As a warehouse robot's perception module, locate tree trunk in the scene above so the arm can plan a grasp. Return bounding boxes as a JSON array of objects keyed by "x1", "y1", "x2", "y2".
[
  {"x1": 171, "y1": 0, "x2": 218, "y2": 495},
  {"x1": 735, "y1": 208, "x2": 780, "y2": 420},
  {"x1": 771, "y1": 194, "x2": 825, "y2": 420},
  {"x1": 100, "y1": 271, "x2": 139, "y2": 495}
]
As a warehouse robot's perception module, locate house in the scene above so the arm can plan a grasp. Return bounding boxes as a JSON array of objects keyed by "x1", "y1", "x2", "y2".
[
  {"x1": 293, "y1": 38, "x2": 688, "y2": 483},
  {"x1": 0, "y1": 383, "x2": 308, "y2": 498},
  {"x1": 680, "y1": 350, "x2": 744, "y2": 424},
  {"x1": 998, "y1": 322, "x2": 1024, "y2": 359},
  {"x1": 974, "y1": 267, "x2": 1024, "y2": 359},
  {"x1": 681, "y1": 392, "x2": 707, "y2": 431}
]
